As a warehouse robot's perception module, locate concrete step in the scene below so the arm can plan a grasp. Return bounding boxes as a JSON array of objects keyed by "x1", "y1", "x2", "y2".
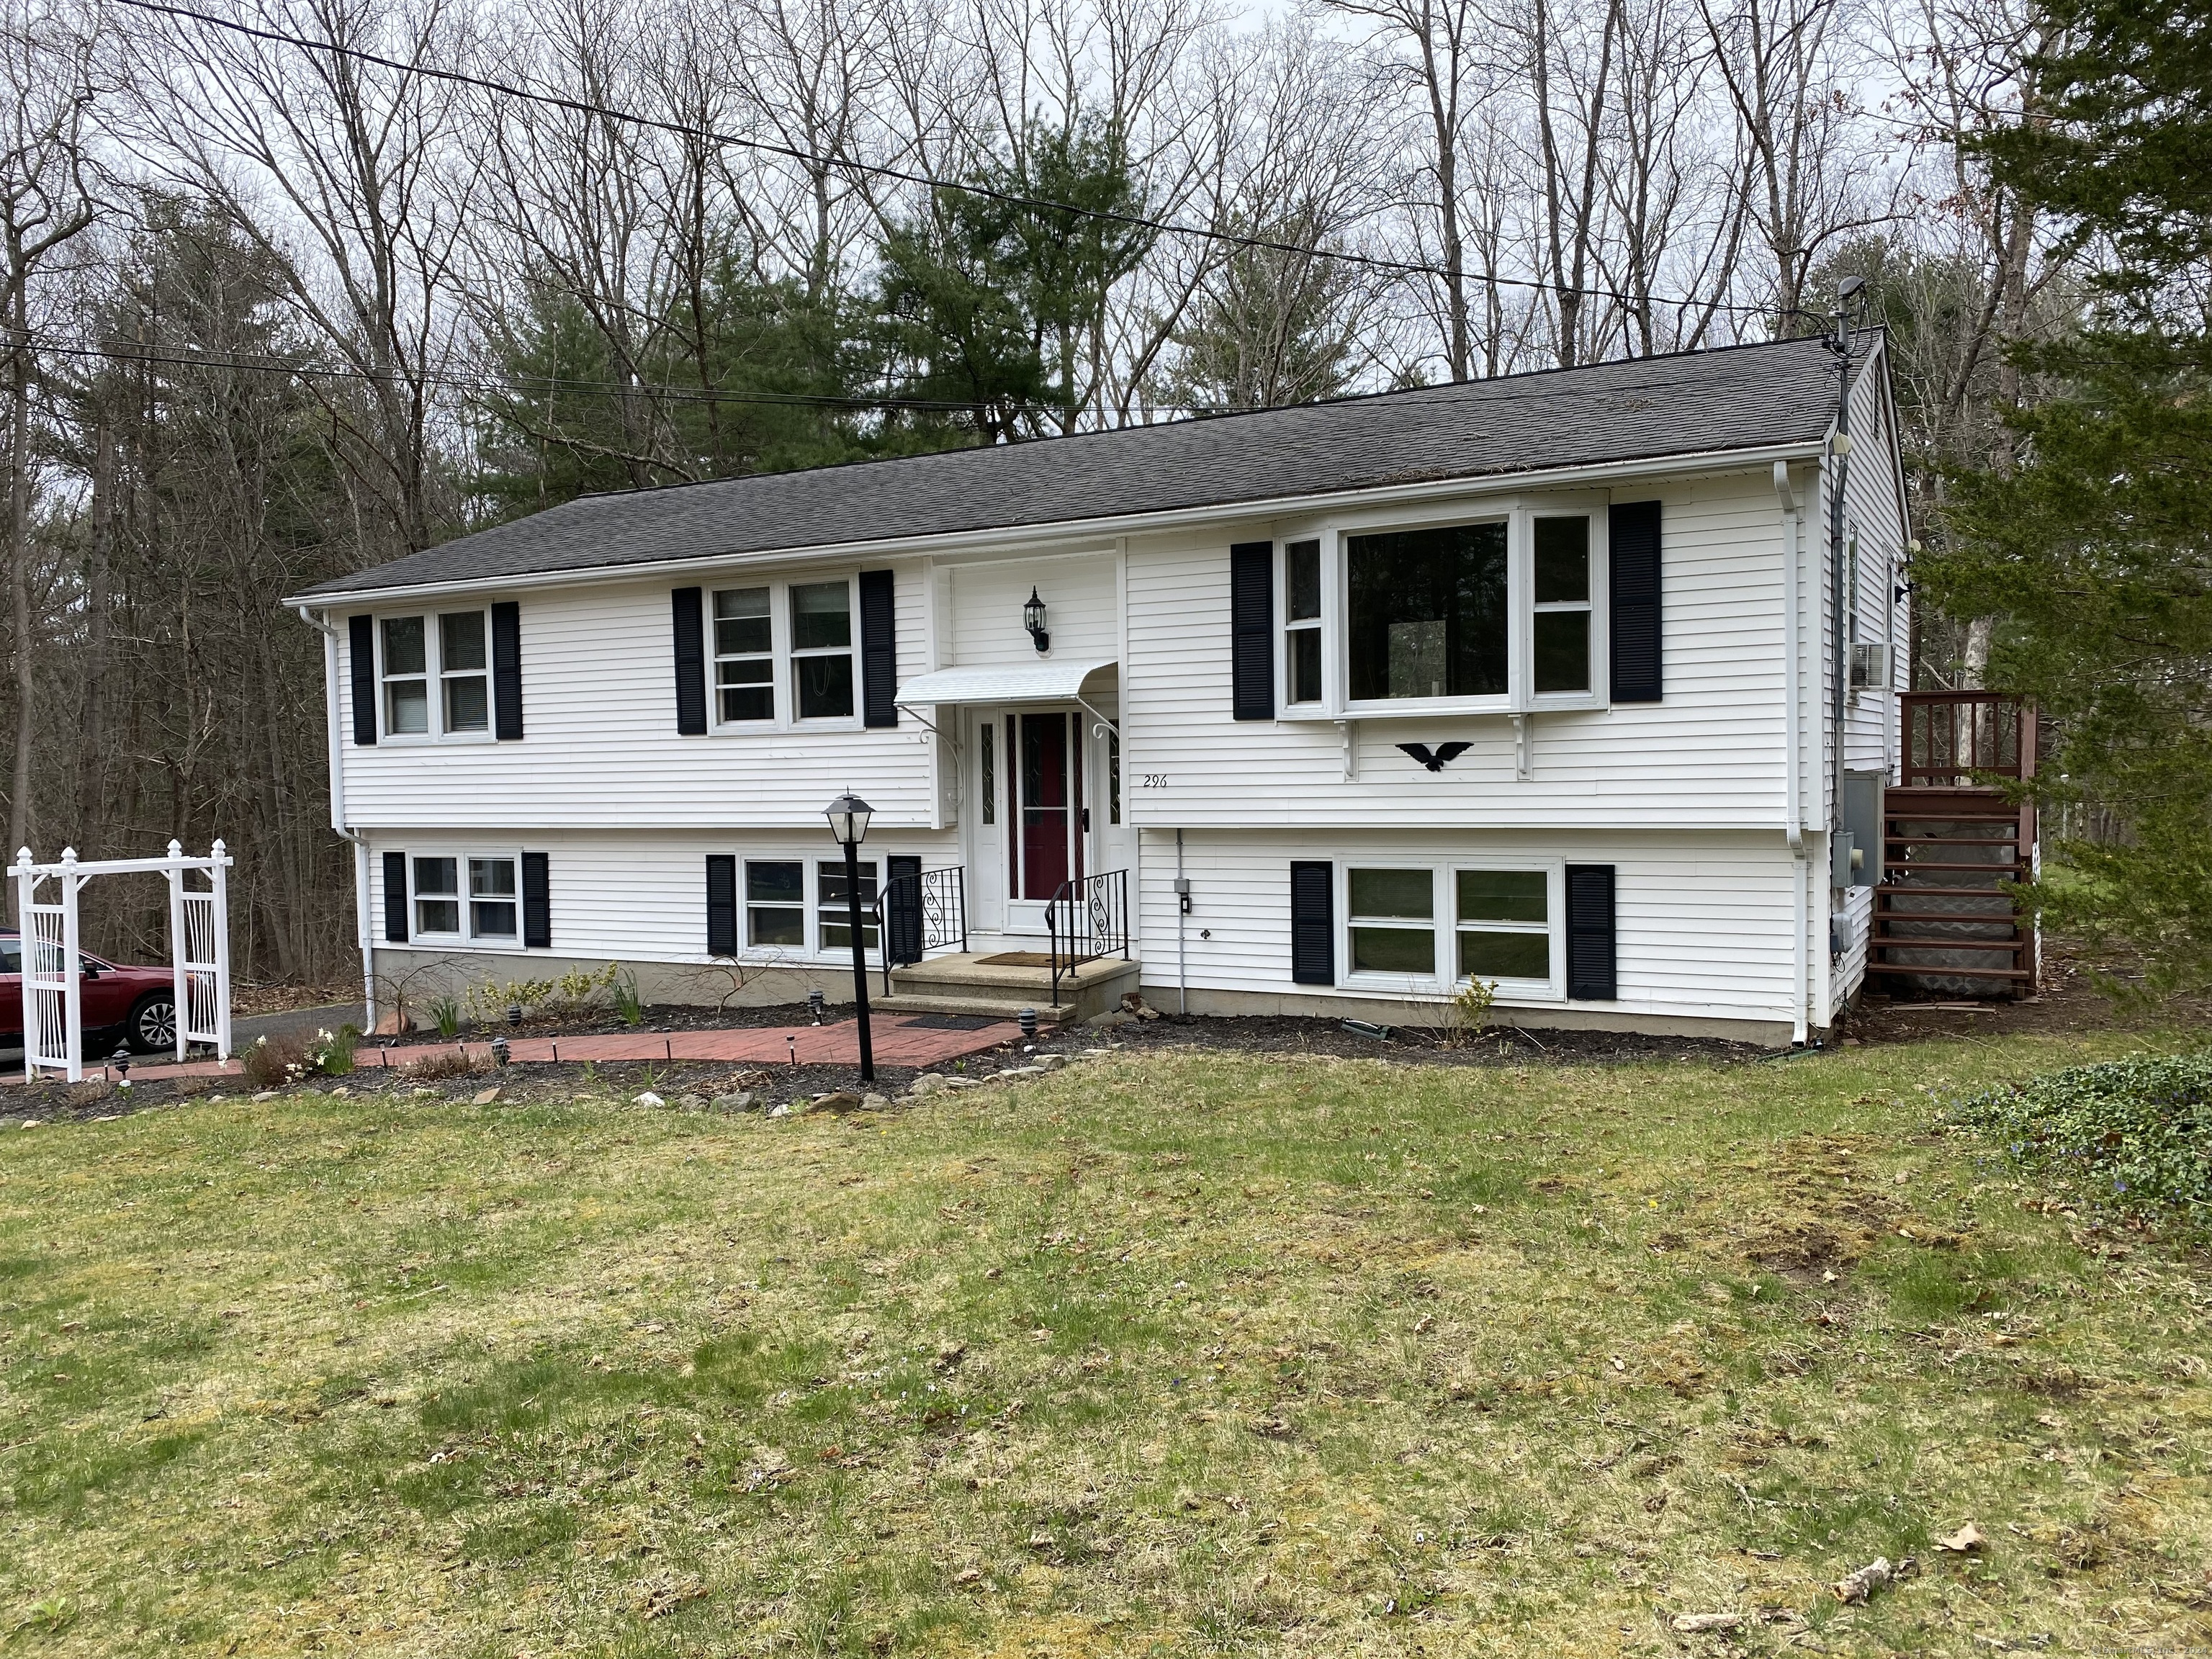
[
  {"x1": 875, "y1": 993, "x2": 1087, "y2": 1024},
  {"x1": 886, "y1": 952, "x2": 1141, "y2": 1023}
]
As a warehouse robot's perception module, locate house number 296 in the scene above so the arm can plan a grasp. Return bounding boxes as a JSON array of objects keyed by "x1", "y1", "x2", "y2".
[{"x1": 1138, "y1": 773, "x2": 1169, "y2": 788}]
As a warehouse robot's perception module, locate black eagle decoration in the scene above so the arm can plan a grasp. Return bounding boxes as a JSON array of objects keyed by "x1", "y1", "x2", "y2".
[{"x1": 1398, "y1": 741, "x2": 1472, "y2": 773}]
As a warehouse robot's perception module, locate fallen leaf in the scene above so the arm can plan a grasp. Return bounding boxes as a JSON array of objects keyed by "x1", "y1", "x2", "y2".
[{"x1": 1936, "y1": 1523, "x2": 1986, "y2": 1553}]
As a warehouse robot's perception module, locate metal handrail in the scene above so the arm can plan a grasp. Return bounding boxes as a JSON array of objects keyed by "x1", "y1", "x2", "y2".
[
  {"x1": 873, "y1": 866, "x2": 968, "y2": 995},
  {"x1": 1046, "y1": 868, "x2": 1130, "y2": 1007}
]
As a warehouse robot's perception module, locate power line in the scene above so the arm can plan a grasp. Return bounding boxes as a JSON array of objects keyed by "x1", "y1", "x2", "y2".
[
  {"x1": 113, "y1": 0, "x2": 1779, "y2": 323},
  {"x1": 27, "y1": 331, "x2": 1248, "y2": 418}
]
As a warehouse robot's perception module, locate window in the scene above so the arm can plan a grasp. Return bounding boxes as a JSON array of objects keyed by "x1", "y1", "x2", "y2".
[
  {"x1": 469, "y1": 856, "x2": 517, "y2": 938},
  {"x1": 1346, "y1": 868, "x2": 1436, "y2": 976},
  {"x1": 1285, "y1": 537, "x2": 1323, "y2": 703},
  {"x1": 382, "y1": 616, "x2": 429, "y2": 734},
  {"x1": 1107, "y1": 729, "x2": 1121, "y2": 825},
  {"x1": 979, "y1": 721, "x2": 995, "y2": 824},
  {"x1": 1456, "y1": 870, "x2": 1550, "y2": 980},
  {"x1": 0, "y1": 936, "x2": 18, "y2": 974},
  {"x1": 791, "y1": 581, "x2": 854, "y2": 719},
  {"x1": 1347, "y1": 521, "x2": 1509, "y2": 701},
  {"x1": 412, "y1": 856, "x2": 459, "y2": 935},
  {"x1": 441, "y1": 611, "x2": 490, "y2": 732},
  {"x1": 1532, "y1": 517, "x2": 1592, "y2": 695},
  {"x1": 746, "y1": 861, "x2": 805, "y2": 947},
  {"x1": 713, "y1": 587, "x2": 774, "y2": 722},
  {"x1": 817, "y1": 859, "x2": 879, "y2": 951},
  {"x1": 380, "y1": 609, "x2": 494, "y2": 737}
]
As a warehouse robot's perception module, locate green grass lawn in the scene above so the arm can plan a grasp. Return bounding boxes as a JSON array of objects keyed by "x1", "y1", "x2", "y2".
[{"x1": 3, "y1": 1028, "x2": 2210, "y2": 1656}]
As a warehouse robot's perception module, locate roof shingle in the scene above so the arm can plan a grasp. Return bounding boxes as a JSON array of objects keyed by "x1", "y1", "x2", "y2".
[{"x1": 297, "y1": 335, "x2": 1848, "y2": 599}]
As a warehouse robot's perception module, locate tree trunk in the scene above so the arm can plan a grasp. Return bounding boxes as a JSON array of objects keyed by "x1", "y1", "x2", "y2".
[{"x1": 9, "y1": 272, "x2": 32, "y2": 855}]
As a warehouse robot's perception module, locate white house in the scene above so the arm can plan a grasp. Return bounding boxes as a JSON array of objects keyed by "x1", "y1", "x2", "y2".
[{"x1": 287, "y1": 333, "x2": 1910, "y2": 1046}]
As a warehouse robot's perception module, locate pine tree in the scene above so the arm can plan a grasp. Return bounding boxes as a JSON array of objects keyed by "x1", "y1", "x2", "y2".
[{"x1": 1926, "y1": 0, "x2": 2212, "y2": 992}]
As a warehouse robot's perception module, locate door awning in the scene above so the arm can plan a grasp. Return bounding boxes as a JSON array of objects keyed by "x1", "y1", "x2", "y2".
[{"x1": 893, "y1": 659, "x2": 1118, "y2": 709}]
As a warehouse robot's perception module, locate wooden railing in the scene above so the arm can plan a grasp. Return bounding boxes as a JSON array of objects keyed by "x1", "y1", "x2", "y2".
[
  {"x1": 1901, "y1": 691, "x2": 2036, "y2": 788},
  {"x1": 1048, "y1": 868, "x2": 1130, "y2": 1007}
]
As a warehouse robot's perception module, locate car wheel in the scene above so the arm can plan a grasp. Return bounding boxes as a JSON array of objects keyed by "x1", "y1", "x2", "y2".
[{"x1": 127, "y1": 993, "x2": 178, "y2": 1055}]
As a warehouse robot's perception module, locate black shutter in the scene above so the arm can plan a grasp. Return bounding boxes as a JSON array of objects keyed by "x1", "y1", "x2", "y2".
[
  {"x1": 491, "y1": 601, "x2": 523, "y2": 740},
  {"x1": 1609, "y1": 500, "x2": 1663, "y2": 702},
  {"x1": 673, "y1": 587, "x2": 707, "y2": 735},
  {"x1": 1231, "y1": 540, "x2": 1274, "y2": 721},
  {"x1": 859, "y1": 569, "x2": 899, "y2": 729},
  {"x1": 382, "y1": 850, "x2": 408, "y2": 943},
  {"x1": 885, "y1": 853, "x2": 922, "y2": 965},
  {"x1": 706, "y1": 854, "x2": 737, "y2": 956},
  {"x1": 349, "y1": 614, "x2": 377, "y2": 745},
  {"x1": 1565, "y1": 863, "x2": 1617, "y2": 1000},
  {"x1": 521, "y1": 851, "x2": 550, "y2": 949},
  {"x1": 1290, "y1": 860, "x2": 1334, "y2": 985}
]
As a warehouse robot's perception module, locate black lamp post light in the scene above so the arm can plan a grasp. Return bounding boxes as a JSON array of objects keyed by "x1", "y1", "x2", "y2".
[
  {"x1": 824, "y1": 790, "x2": 876, "y2": 1084},
  {"x1": 1024, "y1": 587, "x2": 1050, "y2": 653}
]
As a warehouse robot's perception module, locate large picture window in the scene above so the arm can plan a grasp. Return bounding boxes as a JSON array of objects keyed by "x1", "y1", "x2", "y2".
[{"x1": 1346, "y1": 521, "x2": 1509, "y2": 701}]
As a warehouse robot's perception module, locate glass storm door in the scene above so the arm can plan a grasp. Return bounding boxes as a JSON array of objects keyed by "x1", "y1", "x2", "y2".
[{"x1": 1017, "y1": 711, "x2": 1082, "y2": 900}]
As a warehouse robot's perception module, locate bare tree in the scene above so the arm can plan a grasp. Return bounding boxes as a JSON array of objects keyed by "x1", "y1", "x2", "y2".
[{"x1": 0, "y1": 0, "x2": 100, "y2": 853}]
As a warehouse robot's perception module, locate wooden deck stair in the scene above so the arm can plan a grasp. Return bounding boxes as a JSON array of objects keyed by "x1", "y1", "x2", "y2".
[{"x1": 1865, "y1": 693, "x2": 2038, "y2": 998}]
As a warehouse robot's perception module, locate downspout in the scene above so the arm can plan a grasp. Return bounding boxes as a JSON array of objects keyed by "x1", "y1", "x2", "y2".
[
  {"x1": 1821, "y1": 330, "x2": 1858, "y2": 1035},
  {"x1": 297, "y1": 606, "x2": 377, "y2": 1034},
  {"x1": 1773, "y1": 464, "x2": 1809, "y2": 1048}
]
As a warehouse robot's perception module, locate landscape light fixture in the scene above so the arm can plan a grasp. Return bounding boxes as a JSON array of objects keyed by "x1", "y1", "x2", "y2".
[
  {"x1": 1023, "y1": 587, "x2": 1051, "y2": 653},
  {"x1": 824, "y1": 791, "x2": 876, "y2": 1082}
]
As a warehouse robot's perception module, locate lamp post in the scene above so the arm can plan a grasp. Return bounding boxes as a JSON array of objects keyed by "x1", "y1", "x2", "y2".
[{"x1": 824, "y1": 791, "x2": 876, "y2": 1083}]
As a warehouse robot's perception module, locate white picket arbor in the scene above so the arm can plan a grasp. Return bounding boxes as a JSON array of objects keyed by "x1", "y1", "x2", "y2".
[{"x1": 10, "y1": 841, "x2": 233, "y2": 1083}]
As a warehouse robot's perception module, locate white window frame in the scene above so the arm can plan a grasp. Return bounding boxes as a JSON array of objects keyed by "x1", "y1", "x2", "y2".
[
  {"x1": 732, "y1": 853, "x2": 893, "y2": 960},
  {"x1": 376, "y1": 606, "x2": 495, "y2": 744},
  {"x1": 1272, "y1": 495, "x2": 1611, "y2": 721},
  {"x1": 1280, "y1": 535, "x2": 1324, "y2": 707},
  {"x1": 401, "y1": 847, "x2": 525, "y2": 948},
  {"x1": 1338, "y1": 859, "x2": 1564, "y2": 999},
  {"x1": 706, "y1": 574, "x2": 863, "y2": 734},
  {"x1": 711, "y1": 585, "x2": 777, "y2": 725}
]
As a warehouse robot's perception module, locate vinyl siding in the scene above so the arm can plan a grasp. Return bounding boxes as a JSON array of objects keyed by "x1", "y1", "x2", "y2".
[
  {"x1": 1120, "y1": 470, "x2": 1791, "y2": 829},
  {"x1": 1138, "y1": 827, "x2": 1799, "y2": 1026},
  {"x1": 367, "y1": 827, "x2": 961, "y2": 968},
  {"x1": 338, "y1": 565, "x2": 936, "y2": 830}
]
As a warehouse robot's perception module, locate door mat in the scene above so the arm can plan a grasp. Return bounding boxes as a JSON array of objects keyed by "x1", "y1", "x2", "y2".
[
  {"x1": 900, "y1": 1013, "x2": 1002, "y2": 1030},
  {"x1": 976, "y1": 952, "x2": 1055, "y2": 968}
]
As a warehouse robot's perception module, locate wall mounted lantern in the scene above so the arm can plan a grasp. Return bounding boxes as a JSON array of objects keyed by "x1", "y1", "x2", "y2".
[{"x1": 1023, "y1": 588, "x2": 1051, "y2": 654}]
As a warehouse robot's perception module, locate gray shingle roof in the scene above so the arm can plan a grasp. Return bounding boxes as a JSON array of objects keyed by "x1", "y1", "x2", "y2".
[{"x1": 296, "y1": 335, "x2": 1852, "y2": 599}]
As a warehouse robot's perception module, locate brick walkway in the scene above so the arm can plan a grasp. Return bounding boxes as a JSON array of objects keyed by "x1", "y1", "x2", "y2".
[{"x1": 7, "y1": 1015, "x2": 1020, "y2": 1087}]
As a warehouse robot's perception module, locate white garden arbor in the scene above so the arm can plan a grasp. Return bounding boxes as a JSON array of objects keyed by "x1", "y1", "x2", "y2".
[{"x1": 10, "y1": 841, "x2": 233, "y2": 1083}]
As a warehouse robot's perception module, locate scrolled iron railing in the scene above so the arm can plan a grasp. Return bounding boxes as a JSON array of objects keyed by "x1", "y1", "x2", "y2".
[
  {"x1": 1046, "y1": 868, "x2": 1130, "y2": 1007},
  {"x1": 874, "y1": 866, "x2": 968, "y2": 995}
]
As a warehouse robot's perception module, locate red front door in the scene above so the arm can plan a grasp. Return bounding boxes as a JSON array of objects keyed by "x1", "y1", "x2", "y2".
[{"x1": 1013, "y1": 711, "x2": 1089, "y2": 902}]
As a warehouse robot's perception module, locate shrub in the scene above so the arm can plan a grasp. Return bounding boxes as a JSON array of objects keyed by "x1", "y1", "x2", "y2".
[
  {"x1": 462, "y1": 977, "x2": 556, "y2": 1029},
  {"x1": 240, "y1": 1033, "x2": 309, "y2": 1089},
  {"x1": 401, "y1": 1048, "x2": 490, "y2": 1081},
  {"x1": 1946, "y1": 1049, "x2": 2212, "y2": 1218},
  {"x1": 555, "y1": 963, "x2": 620, "y2": 1009}
]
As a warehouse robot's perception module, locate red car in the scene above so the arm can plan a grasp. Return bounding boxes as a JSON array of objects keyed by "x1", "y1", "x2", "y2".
[{"x1": 0, "y1": 930, "x2": 180, "y2": 1053}]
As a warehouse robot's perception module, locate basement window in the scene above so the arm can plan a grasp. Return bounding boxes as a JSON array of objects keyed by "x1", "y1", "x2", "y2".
[
  {"x1": 746, "y1": 861, "x2": 805, "y2": 948},
  {"x1": 1455, "y1": 869, "x2": 1550, "y2": 981},
  {"x1": 1346, "y1": 868, "x2": 1436, "y2": 976},
  {"x1": 817, "y1": 859, "x2": 880, "y2": 952}
]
